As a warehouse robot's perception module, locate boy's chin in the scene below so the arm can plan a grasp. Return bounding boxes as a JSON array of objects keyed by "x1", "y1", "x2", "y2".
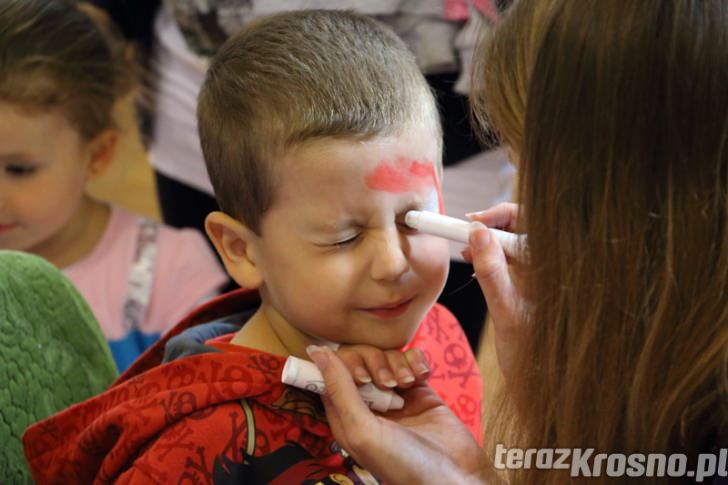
[
  {"x1": 318, "y1": 308, "x2": 431, "y2": 349},
  {"x1": 347, "y1": 326, "x2": 420, "y2": 350}
]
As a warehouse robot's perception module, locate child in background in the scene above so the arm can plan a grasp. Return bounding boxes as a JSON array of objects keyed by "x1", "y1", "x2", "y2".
[
  {"x1": 0, "y1": 0, "x2": 228, "y2": 371},
  {"x1": 23, "y1": 10, "x2": 483, "y2": 483}
]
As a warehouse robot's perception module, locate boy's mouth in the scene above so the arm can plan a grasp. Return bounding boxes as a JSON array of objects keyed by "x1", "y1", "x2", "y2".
[{"x1": 362, "y1": 298, "x2": 413, "y2": 319}]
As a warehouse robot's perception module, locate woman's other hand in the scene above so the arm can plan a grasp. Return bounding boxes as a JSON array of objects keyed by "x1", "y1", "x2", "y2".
[{"x1": 309, "y1": 346, "x2": 484, "y2": 485}]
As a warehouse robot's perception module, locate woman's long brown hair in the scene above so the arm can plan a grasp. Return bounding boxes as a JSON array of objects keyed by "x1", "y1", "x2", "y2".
[{"x1": 473, "y1": 0, "x2": 727, "y2": 482}]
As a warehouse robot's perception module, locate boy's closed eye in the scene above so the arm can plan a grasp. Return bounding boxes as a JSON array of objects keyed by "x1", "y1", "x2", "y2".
[
  {"x1": 327, "y1": 221, "x2": 417, "y2": 248},
  {"x1": 316, "y1": 202, "x2": 428, "y2": 249},
  {"x1": 330, "y1": 233, "x2": 360, "y2": 248},
  {"x1": 4, "y1": 163, "x2": 38, "y2": 177}
]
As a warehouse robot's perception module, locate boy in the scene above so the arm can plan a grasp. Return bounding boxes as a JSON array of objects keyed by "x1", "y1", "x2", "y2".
[{"x1": 23, "y1": 10, "x2": 482, "y2": 484}]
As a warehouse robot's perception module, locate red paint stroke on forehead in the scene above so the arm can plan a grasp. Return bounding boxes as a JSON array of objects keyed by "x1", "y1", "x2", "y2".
[{"x1": 365, "y1": 157, "x2": 437, "y2": 193}]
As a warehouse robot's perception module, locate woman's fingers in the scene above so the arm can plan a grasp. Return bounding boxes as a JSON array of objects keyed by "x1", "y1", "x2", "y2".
[
  {"x1": 384, "y1": 349, "x2": 432, "y2": 388},
  {"x1": 336, "y1": 345, "x2": 430, "y2": 389},
  {"x1": 467, "y1": 202, "x2": 522, "y2": 233},
  {"x1": 403, "y1": 348, "x2": 431, "y2": 383},
  {"x1": 469, "y1": 222, "x2": 522, "y2": 377},
  {"x1": 334, "y1": 348, "x2": 374, "y2": 384},
  {"x1": 359, "y1": 348, "x2": 398, "y2": 388}
]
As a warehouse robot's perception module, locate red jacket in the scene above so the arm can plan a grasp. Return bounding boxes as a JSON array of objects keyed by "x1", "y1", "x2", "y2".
[{"x1": 23, "y1": 289, "x2": 482, "y2": 484}]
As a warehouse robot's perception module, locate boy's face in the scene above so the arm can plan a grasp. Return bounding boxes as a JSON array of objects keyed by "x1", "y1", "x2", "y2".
[
  {"x1": 0, "y1": 103, "x2": 93, "y2": 256},
  {"x1": 253, "y1": 125, "x2": 449, "y2": 349}
]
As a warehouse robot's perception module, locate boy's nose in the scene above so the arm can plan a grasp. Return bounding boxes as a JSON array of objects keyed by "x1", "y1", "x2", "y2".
[{"x1": 370, "y1": 230, "x2": 410, "y2": 282}]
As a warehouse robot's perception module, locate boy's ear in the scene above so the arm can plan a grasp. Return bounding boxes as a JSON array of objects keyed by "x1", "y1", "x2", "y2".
[
  {"x1": 86, "y1": 129, "x2": 118, "y2": 179},
  {"x1": 205, "y1": 211, "x2": 264, "y2": 289}
]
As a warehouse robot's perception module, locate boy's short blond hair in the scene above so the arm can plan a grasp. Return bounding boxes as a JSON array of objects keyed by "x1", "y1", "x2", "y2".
[{"x1": 198, "y1": 9, "x2": 441, "y2": 233}]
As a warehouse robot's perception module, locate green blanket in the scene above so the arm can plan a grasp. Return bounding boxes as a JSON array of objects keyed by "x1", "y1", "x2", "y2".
[{"x1": 0, "y1": 250, "x2": 117, "y2": 484}]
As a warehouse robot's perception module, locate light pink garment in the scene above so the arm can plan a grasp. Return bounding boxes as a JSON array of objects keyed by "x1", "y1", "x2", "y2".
[{"x1": 63, "y1": 206, "x2": 228, "y2": 340}]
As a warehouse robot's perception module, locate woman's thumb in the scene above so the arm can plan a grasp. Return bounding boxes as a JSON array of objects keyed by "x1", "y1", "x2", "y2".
[
  {"x1": 306, "y1": 346, "x2": 372, "y2": 418},
  {"x1": 469, "y1": 222, "x2": 515, "y2": 326},
  {"x1": 307, "y1": 345, "x2": 376, "y2": 454}
]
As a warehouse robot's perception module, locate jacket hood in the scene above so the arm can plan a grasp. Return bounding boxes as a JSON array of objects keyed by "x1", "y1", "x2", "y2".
[{"x1": 22, "y1": 289, "x2": 278, "y2": 483}]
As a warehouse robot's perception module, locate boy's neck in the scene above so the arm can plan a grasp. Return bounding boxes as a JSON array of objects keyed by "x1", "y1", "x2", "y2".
[{"x1": 229, "y1": 303, "x2": 320, "y2": 359}]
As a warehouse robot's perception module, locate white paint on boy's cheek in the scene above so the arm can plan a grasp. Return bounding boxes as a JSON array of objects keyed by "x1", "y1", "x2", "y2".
[{"x1": 422, "y1": 187, "x2": 439, "y2": 213}]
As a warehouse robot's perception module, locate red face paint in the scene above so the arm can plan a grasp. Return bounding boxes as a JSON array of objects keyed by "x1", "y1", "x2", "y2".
[
  {"x1": 365, "y1": 157, "x2": 444, "y2": 213},
  {"x1": 366, "y1": 157, "x2": 433, "y2": 192}
]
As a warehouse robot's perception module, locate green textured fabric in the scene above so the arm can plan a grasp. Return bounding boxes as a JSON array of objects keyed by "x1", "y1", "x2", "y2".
[{"x1": 0, "y1": 250, "x2": 118, "y2": 484}]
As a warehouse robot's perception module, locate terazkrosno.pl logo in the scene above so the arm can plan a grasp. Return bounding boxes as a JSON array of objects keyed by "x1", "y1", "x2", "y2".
[{"x1": 494, "y1": 444, "x2": 727, "y2": 482}]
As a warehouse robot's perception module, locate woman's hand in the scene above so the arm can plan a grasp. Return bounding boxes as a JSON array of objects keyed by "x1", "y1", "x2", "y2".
[
  {"x1": 466, "y1": 202, "x2": 528, "y2": 381},
  {"x1": 335, "y1": 345, "x2": 430, "y2": 389},
  {"x1": 309, "y1": 346, "x2": 485, "y2": 484}
]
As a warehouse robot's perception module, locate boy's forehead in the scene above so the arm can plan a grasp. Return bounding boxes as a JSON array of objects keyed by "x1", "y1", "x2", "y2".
[
  {"x1": 270, "y1": 126, "x2": 442, "y2": 196},
  {"x1": 280, "y1": 146, "x2": 438, "y2": 183},
  {"x1": 285, "y1": 123, "x2": 440, "y2": 162}
]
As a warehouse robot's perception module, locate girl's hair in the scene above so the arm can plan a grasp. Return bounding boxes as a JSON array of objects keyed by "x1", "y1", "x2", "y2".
[
  {"x1": 473, "y1": 0, "x2": 728, "y2": 482},
  {"x1": 0, "y1": 0, "x2": 136, "y2": 140}
]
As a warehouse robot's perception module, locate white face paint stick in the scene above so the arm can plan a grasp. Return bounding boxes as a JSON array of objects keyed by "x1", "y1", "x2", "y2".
[
  {"x1": 281, "y1": 356, "x2": 404, "y2": 412},
  {"x1": 404, "y1": 210, "x2": 527, "y2": 260}
]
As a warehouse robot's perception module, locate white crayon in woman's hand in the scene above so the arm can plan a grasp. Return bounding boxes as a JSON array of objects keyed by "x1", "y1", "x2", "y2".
[
  {"x1": 282, "y1": 356, "x2": 404, "y2": 412},
  {"x1": 405, "y1": 210, "x2": 528, "y2": 260}
]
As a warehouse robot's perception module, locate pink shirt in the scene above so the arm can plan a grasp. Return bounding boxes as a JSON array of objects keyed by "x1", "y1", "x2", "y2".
[{"x1": 64, "y1": 206, "x2": 228, "y2": 342}]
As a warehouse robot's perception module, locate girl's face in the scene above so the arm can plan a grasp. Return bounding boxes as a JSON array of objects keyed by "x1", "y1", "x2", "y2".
[{"x1": 0, "y1": 102, "x2": 100, "y2": 258}]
